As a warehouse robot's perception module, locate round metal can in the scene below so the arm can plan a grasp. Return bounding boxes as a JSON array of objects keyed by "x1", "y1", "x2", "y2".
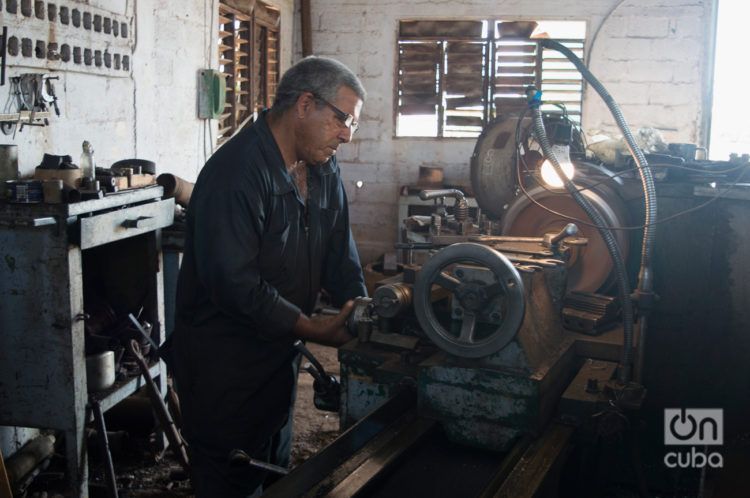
[{"x1": 86, "y1": 350, "x2": 116, "y2": 392}]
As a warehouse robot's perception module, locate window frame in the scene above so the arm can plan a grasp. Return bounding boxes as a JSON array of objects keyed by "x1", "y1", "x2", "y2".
[
  {"x1": 218, "y1": 1, "x2": 281, "y2": 145},
  {"x1": 394, "y1": 19, "x2": 586, "y2": 139}
]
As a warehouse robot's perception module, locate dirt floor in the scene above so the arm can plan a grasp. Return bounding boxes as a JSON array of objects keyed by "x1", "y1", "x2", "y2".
[{"x1": 23, "y1": 344, "x2": 342, "y2": 497}]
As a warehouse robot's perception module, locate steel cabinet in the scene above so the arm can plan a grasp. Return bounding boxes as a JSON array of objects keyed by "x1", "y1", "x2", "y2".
[{"x1": 0, "y1": 186, "x2": 174, "y2": 497}]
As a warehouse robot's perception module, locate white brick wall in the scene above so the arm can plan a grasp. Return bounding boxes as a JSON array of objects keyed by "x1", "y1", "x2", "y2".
[
  {"x1": 0, "y1": 0, "x2": 295, "y2": 182},
  {"x1": 0, "y1": 0, "x2": 715, "y2": 265},
  {"x1": 309, "y1": 0, "x2": 714, "y2": 263}
]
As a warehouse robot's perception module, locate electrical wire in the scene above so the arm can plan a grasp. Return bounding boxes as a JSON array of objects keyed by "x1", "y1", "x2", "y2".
[
  {"x1": 585, "y1": 0, "x2": 628, "y2": 67},
  {"x1": 129, "y1": 0, "x2": 138, "y2": 158}
]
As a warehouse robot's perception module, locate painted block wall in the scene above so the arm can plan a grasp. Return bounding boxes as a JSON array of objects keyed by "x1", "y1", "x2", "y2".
[
  {"x1": 0, "y1": 0, "x2": 295, "y2": 182},
  {"x1": 307, "y1": 0, "x2": 715, "y2": 263},
  {"x1": 0, "y1": 0, "x2": 295, "y2": 457}
]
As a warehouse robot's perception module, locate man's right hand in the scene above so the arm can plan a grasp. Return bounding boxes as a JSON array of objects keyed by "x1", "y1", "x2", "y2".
[{"x1": 293, "y1": 300, "x2": 355, "y2": 346}]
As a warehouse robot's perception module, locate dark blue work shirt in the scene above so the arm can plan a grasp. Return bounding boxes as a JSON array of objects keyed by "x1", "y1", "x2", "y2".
[{"x1": 171, "y1": 110, "x2": 366, "y2": 456}]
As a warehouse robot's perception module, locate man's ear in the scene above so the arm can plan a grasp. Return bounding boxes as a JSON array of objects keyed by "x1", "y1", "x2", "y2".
[{"x1": 295, "y1": 92, "x2": 315, "y2": 119}]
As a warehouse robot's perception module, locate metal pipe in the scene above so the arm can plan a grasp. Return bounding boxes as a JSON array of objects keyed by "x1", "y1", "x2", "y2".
[
  {"x1": 127, "y1": 340, "x2": 191, "y2": 474},
  {"x1": 419, "y1": 188, "x2": 466, "y2": 202},
  {"x1": 156, "y1": 173, "x2": 194, "y2": 208},
  {"x1": 4, "y1": 434, "x2": 55, "y2": 489},
  {"x1": 91, "y1": 400, "x2": 119, "y2": 498}
]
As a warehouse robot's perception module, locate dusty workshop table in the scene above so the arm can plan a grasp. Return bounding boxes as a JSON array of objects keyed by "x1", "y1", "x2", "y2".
[{"x1": 0, "y1": 186, "x2": 174, "y2": 497}]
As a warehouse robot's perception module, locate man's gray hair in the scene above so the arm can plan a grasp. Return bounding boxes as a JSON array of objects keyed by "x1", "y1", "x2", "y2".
[{"x1": 271, "y1": 56, "x2": 366, "y2": 114}]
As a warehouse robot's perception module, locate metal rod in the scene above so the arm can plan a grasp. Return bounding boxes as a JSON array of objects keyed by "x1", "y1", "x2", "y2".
[
  {"x1": 293, "y1": 340, "x2": 328, "y2": 381},
  {"x1": 228, "y1": 449, "x2": 289, "y2": 475},
  {"x1": 91, "y1": 400, "x2": 119, "y2": 498},
  {"x1": 127, "y1": 313, "x2": 160, "y2": 352},
  {"x1": 127, "y1": 340, "x2": 191, "y2": 474}
]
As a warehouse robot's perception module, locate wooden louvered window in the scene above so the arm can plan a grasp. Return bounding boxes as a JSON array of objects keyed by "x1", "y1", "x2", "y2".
[
  {"x1": 218, "y1": 1, "x2": 281, "y2": 145},
  {"x1": 396, "y1": 20, "x2": 586, "y2": 138}
]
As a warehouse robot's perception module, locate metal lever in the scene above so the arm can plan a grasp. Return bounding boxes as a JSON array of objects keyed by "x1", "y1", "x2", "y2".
[
  {"x1": 303, "y1": 363, "x2": 326, "y2": 385},
  {"x1": 293, "y1": 340, "x2": 328, "y2": 380},
  {"x1": 419, "y1": 189, "x2": 469, "y2": 222},
  {"x1": 228, "y1": 449, "x2": 289, "y2": 475},
  {"x1": 419, "y1": 188, "x2": 466, "y2": 202},
  {"x1": 122, "y1": 216, "x2": 153, "y2": 229},
  {"x1": 544, "y1": 223, "x2": 579, "y2": 247},
  {"x1": 294, "y1": 340, "x2": 341, "y2": 412}
]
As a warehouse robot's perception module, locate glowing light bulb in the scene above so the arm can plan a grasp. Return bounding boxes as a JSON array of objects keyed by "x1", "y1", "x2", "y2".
[{"x1": 540, "y1": 144, "x2": 575, "y2": 188}]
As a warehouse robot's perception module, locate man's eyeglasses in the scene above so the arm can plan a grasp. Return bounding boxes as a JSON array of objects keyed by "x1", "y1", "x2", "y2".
[{"x1": 313, "y1": 94, "x2": 359, "y2": 134}]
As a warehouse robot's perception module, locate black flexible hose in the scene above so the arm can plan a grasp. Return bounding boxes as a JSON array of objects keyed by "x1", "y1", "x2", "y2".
[
  {"x1": 537, "y1": 39, "x2": 658, "y2": 383},
  {"x1": 526, "y1": 91, "x2": 635, "y2": 383}
]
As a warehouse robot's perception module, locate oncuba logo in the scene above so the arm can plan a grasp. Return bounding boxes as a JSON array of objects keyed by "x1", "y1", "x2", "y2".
[{"x1": 664, "y1": 408, "x2": 723, "y2": 468}]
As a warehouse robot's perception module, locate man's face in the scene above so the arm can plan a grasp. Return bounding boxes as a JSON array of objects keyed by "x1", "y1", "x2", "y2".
[{"x1": 297, "y1": 86, "x2": 363, "y2": 165}]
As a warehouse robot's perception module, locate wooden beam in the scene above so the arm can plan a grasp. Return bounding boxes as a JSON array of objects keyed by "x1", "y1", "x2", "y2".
[
  {"x1": 221, "y1": 0, "x2": 257, "y2": 17},
  {"x1": 301, "y1": 0, "x2": 312, "y2": 56}
]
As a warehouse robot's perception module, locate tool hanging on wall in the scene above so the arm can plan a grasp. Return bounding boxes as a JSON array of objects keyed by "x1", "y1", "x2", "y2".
[
  {"x1": 1, "y1": 73, "x2": 61, "y2": 135},
  {"x1": 1, "y1": 27, "x2": 7, "y2": 87}
]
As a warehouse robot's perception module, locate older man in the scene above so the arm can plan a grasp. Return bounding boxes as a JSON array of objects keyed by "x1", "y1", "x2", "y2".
[{"x1": 171, "y1": 56, "x2": 367, "y2": 497}]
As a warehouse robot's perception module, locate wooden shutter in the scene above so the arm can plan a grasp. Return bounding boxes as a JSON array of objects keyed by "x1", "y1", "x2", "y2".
[
  {"x1": 396, "y1": 20, "x2": 584, "y2": 136},
  {"x1": 397, "y1": 41, "x2": 440, "y2": 116},
  {"x1": 253, "y1": 3, "x2": 281, "y2": 110},
  {"x1": 444, "y1": 41, "x2": 486, "y2": 132},
  {"x1": 218, "y1": 1, "x2": 281, "y2": 145},
  {"x1": 492, "y1": 21, "x2": 584, "y2": 120},
  {"x1": 493, "y1": 38, "x2": 537, "y2": 116},
  {"x1": 397, "y1": 20, "x2": 485, "y2": 137},
  {"x1": 540, "y1": 40, "x2": 584, "y2": 120},
  {"x1": 218, "y1": 4, "x2": 252, "y2": 144}
]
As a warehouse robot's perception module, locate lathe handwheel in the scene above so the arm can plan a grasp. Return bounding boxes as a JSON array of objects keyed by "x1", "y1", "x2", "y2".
[{"x1": 414, "y1": 243, "x2": 525, "y2": 358}]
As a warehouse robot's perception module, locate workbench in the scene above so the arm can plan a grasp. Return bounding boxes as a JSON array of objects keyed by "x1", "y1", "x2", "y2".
[{"x1": 0, "y1": 186, "x2": 174, "y2": 497}]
